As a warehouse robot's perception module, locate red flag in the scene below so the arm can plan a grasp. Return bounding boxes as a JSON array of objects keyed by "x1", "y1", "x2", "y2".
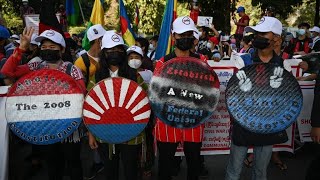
[{"x1": 134, "y1": 5, "x2": 139, "y2": 26}]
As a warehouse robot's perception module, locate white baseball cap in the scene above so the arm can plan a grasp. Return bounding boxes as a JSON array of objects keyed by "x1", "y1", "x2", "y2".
[
  {"x1": 244, "y1": 17, "x2": 282, "y2": 36},
  {"x1": 10, "y1": 34, "x2": 20, "y2": 40},
  {"x1": 87, "y1": 24, "x2": 107, "y2": 42},
  {"x1": 30, "y1": 34, "x2": 39, "y2": 46},
  {"x1": 101, "y1": 31, "x2": 126, "y2": 49},
  {"x1": 172, "y1": 16, "x2": 197, "y2": 34},
  {"x1": 127, "y1": 45, "x2": 143, "y2": 57},
  {"x1": 310, "y1": 26, "x2": 320, "y2": 33},
  {"x1": 35, "y1": 30, "x2": 66, "y2": 48}
]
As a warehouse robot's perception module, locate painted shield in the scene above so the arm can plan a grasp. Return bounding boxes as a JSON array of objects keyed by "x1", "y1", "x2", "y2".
[
  {"x1": 83, "y1": 77, "x2": 150, "y2": 144},
  {"x1": 149, "y1": 57, "x2": 220, "y2": 128},
  {"x1": 226, "y1": 63, "x2": 303, "y2": 134},
  {"x1": 5, "y1": 69, "x2": 84, "y2": 145}
]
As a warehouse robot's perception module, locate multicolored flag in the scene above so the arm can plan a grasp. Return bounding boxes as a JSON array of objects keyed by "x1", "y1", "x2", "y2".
[
  {"x1": 82, "y1": 0, "x2": 105, "y2": 51},
  {"x1": 154, "y1": 0, "x2": 177, "y2": 60},
  {"x1": 66, "y1": 0, "x2": 80, "y2": 26},
  {"x1": 119, "y1": 0, "x2": 136, "y2": 46},
  {"x1": 39, "y1": 0, "x2": 63, "y2": 35}
]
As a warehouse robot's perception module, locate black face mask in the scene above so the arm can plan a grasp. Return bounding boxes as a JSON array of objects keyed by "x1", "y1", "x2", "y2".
[
  {"x1": 175, "y1": 38, "x2": 194, "y2": 51},
  {"x1": 105, "y1": 51, "x2": 125, "y2": 66},
  {"x1": 252, "y1": 36, "x2": 271, "y2": 50},
  {"x1": 40, "y1": 49, "x2": 61, "y2": 62}
]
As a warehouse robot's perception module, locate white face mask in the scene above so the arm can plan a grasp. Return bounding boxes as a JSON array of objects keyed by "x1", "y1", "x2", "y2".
[
  {"x1": 198, "y1": 31, "x2": 203, "y2": 37},
  {"x1": 207, "y1": 42, "x2": 212, "y2": 49},
  {"x1": 297, "y1": 29, "x2": 306, "y2": 36},
  {"x1": 149, "y1": 44, "x2": 155, "y2": 51},
  {"x1": 128, "y1": 59, "x2": 142, "y2": 69}
]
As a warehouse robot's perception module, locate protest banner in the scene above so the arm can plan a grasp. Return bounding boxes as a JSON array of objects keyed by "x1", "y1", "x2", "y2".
[{"x1": 0, "y1": 86, "x2": 9, "y2": 180}]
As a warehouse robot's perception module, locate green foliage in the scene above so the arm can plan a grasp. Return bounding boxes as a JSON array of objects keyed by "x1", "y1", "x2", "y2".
[
  {"x1": 68, "y1": 26, "x2": 86, "y2": 35},
  {"x1": 123, "y1": 0, "x2": 166, "y2": 35},
  {"x1": 252, "y1": 0, "x2": 303, "y2": 19},
  {"x1": 286, "y1": 0, "x2": 315, "y2": 27}
]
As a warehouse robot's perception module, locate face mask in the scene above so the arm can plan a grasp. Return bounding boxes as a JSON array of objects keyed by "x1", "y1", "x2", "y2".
[
  {"x1": 40, "y1": 49, "x2": 61, "y2": 62},
  {"x1": 297, "y1": 29, "x2": 306, "y2": 36},
  {"x1": 149, "y1": 44, "x2": 155, "y2": 51},
  {"x1": 198, "y1": 32, "x2": 203, "y2": 37},
  {"x1": 175, "y1": 37, "x2": 194, "y2": 51},
  {"x1": 252, "y1": 36, "x2": 270, "y2": 50},
  {"x1": 206, "y1": 42, "x2": 212, "y2": 49},
  {"x1": 128, "y1": 59, "x2": 142, "y2": 69},
  {"x1": 105, "y1": 51, "x2": 125, "y2": 66}
]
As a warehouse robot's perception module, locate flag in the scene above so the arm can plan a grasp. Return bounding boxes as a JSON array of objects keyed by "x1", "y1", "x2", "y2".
[
  {"x1": 66, "y1": 0, "x2": 80, "y2": 26},
  {"x1": 82, "y1": 0, "x2": 105, "y2": 51},
  {"x1": 134, "y1": 5, "x2": 139, "y2": 27},
  {"x1": 39, "y1": 0, "x2": 63, "y2": 35},
  {"x1": 119, "y1": 0, "x2": 136, "y2": 46},
  {"x1": 154, "y1": 0, "x2": 177, "y2": 60}
]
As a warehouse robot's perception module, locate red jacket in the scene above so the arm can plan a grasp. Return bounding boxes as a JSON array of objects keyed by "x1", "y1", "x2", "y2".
[{"x1": 153, "y1": 52, "x2": 208, "y2": 143}]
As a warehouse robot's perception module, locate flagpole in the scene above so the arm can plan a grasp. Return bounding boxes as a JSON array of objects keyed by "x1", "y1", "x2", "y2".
[{"x1": 77, "y1": 0, "x2": 86, "y2": 24}]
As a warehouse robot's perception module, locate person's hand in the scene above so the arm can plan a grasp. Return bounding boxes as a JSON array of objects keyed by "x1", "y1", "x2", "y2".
[
  {"x1": 237, "y1": 70, "x2": 252, "y2": 92},
  {"x1": 209, "y1": 23, "x2": 215, "y2": 29},
  {"x1": 88, "y1": 132, "x2": 98, "y2": 149},
  {"x1": 19, "y1": 27, "x2": 34, "y2": 51},
  {"x1": 299, "y1": 61, "x2": 309, "y2": 72},
  {"x1": 311, "y1": 127, "x2": 320, "y2": 143},
  {"x1": 270, "y1": 67, "x2": 284, "y2": 88}
]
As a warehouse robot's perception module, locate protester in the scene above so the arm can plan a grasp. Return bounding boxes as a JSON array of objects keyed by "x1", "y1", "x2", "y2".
[
  {"x1": 127, "y1": 45, "x2": 154, "y2": 177},
  {"x1": 219, "y1": 35, "x2": 232, "y2": 59},
  {"x1": 239, "y1": 34, "x2": 254, "y2": 56},
  {"x1": 19, "y1": 0, "x2": 34, "y2": 26},
  {"x1": 197, "y1": 24, "x2": 219, "y2": 56},
  {"x1": 88, "y1": 31, "x2": 142, "y2": 180},
  {"x1": 74, "y1": 24, "x2": 106, "y2": 180},
  {"x1": 309, "y1": 26, "x2": 320, "y2": 52},
  {"x1": 1, "y1": 27, "x2": 85, "y2": 180},
  {"x1": 154, "y1": 16, "x2": 206, "y2": 180},
  {"x1": 264, "y1": 6, "x2": 276, "y2": 17},
  {"x1": 57, "y1": 4, "x2": 68, "y2": 32},
  {"x1": 225, "y1": 17, "x2": 289, "y2": 180},
  {"x1": 284, "y1": 22, "x2": 312, "y2": 57},
  {"x1": 233, "y1": 6, "x2": 250, "y2": 48},
  {"x1": 135, "y1": 37, "x2": 154, "y2": 71},
  {"x1": 148, "y1": 35, "x2": 158, "y2": 61}
]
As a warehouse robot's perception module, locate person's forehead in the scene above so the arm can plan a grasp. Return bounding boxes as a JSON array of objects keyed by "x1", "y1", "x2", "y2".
[
  {"x1": 128, "y1": 52, "x2": 142, "y2": 58},
  {"x1": 41, "y1": 40, "x2": 59, "y2": 46}
]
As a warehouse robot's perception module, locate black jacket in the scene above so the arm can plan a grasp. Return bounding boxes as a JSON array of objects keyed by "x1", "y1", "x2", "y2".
[{"x1": 231, "y1": 51, "x2": 288, "y2": 146}]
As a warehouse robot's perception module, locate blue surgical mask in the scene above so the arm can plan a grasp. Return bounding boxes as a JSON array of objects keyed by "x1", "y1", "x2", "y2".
[{"x1": 297, "y1": 29, "x2": 306, "y2": 36}]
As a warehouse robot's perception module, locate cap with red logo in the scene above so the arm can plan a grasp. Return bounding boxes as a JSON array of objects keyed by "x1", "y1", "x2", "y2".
[
  {"x1": 172, "y1": 16, "x2": 197, "y2": 34},
  {"x1": 101, "y1": 30, "x2": 127, "y2": 49}
]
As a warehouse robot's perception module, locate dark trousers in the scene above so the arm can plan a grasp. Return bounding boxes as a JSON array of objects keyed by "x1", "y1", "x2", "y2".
[
  {"x1": 44, "y1": 142, "x2": 83, "y2": 180},
  {"x1": 98, "y1": 143, "x2": 141, "y2": 180},
  {"x1": 306, "y1": 144, "x2": 320, "y2": 180},
  {"x1": 157, "y1": 141, "x2": 202, "y2": 180}
]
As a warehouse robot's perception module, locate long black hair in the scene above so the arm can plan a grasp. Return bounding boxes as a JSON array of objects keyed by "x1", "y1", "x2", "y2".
[{"x1": 95, "y1": 47, "x2": 137, "y2": 82}]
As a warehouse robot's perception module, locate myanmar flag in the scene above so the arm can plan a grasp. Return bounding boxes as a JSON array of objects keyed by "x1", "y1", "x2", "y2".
[
  {"x1": 154, "y1": 0, "x2": 177, "y2": 60},
  {"x1": 82, "y1": 0, "x2": 105, "y2": 51},
  {"x1": 66, "y1": 0, "x2": 80, "y2": 26},
  {"x1": 119, "y1": 0, "x2": 136, "y2": 46}
]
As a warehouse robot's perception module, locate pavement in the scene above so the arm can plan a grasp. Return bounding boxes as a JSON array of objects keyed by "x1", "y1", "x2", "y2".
[{"x1": 20, "y1": 140, "x2": 317, "y2": 180}]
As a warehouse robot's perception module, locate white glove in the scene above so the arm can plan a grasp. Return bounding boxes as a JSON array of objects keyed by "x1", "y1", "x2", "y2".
[
  {"x1": 270, "y1": 67, "x2": 284, "y2": 89},
  {"x1": 236, "y1": 70, "x2": 252, "y2": 92}
]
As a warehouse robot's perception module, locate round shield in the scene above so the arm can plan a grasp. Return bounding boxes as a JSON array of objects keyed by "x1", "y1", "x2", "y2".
[
  {"x1": 149, "y1": 57, "x2": 220, "y2": 128},
  {"x1": 6, "y1": 69, "x2": 84, "y2": 145},
  {"x1": 226, "y1": 63, "x2": 303, "y2": 134},
  {"x1": 83, "y1": 77, "x2": 150, "y2": 144}
]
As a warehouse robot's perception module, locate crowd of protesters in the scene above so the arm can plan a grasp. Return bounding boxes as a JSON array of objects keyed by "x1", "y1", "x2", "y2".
[{"x1": 2, "y1": 2, "x2": 320, "y2": 180}]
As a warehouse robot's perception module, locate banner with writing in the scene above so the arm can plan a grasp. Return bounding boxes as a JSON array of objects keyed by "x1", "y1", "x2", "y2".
[{"x1": 0, "y1": 86, "x2": 9, "y2": 180}]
